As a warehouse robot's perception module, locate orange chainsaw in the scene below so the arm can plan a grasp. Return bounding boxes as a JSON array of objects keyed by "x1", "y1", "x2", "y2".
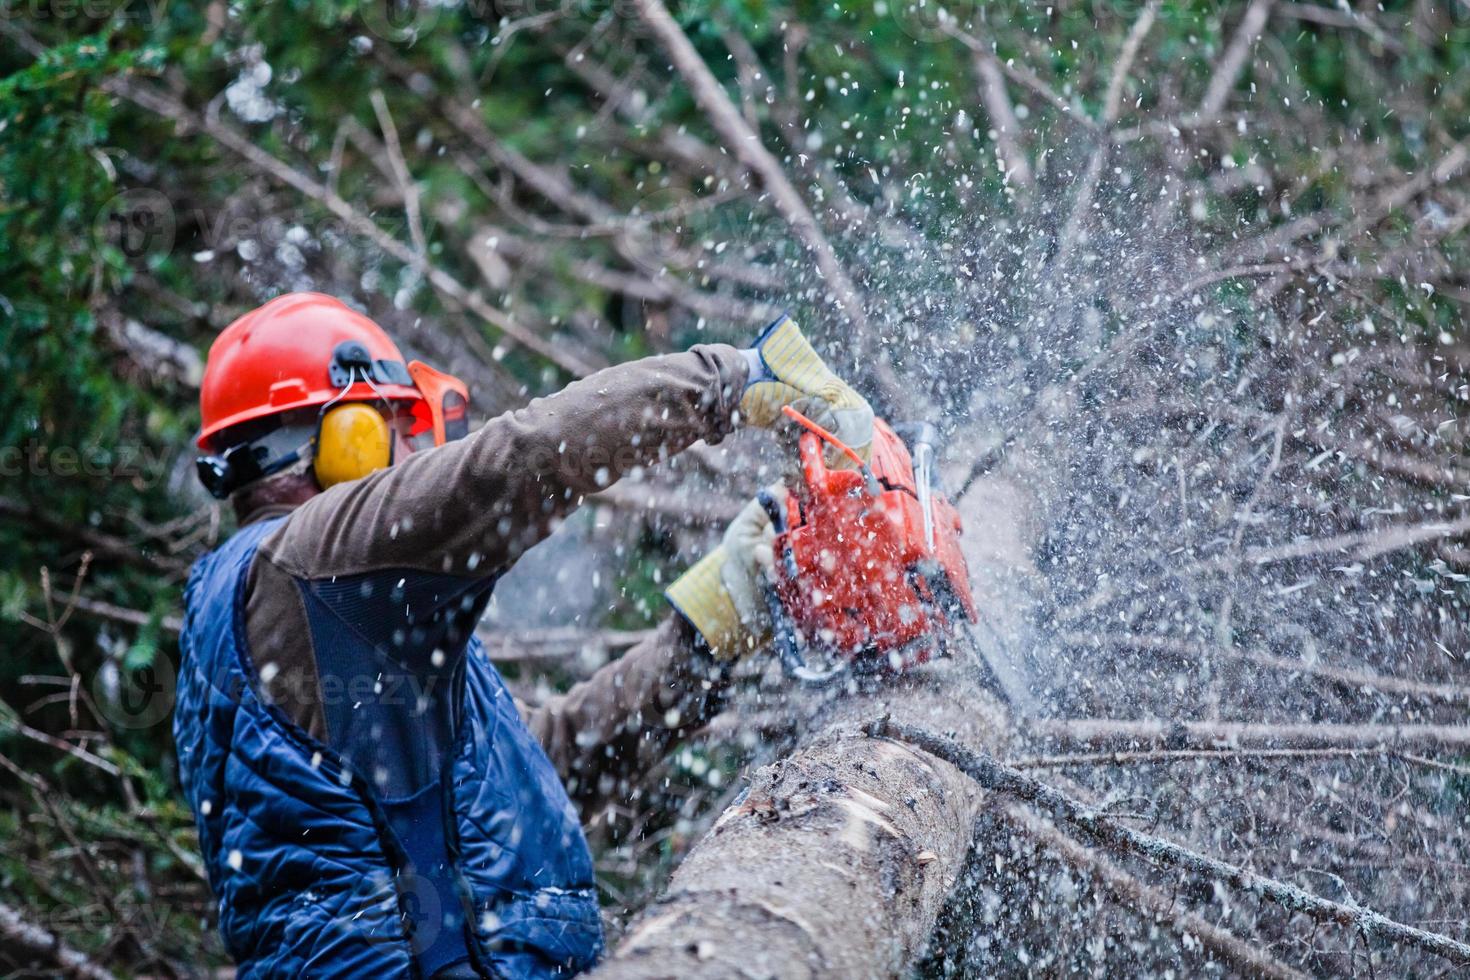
[{"x1": 757, "y1": 407, "x2": 979, "y2": 685}]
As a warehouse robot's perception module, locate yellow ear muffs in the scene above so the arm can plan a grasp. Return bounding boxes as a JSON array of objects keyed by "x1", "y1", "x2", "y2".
[{"x1": 314, "y1": 403, "x2": 392, "y2": 489}]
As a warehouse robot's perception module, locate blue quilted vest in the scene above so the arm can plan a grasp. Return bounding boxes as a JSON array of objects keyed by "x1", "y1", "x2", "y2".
[{"x1": 174, "y1": 518, "x2": 604, "y2": 978}]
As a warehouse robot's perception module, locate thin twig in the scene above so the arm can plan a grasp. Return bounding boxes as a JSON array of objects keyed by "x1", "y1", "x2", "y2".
[
  {"x1": 108, "y1": 78, "x2": 593, "y2": 376},
  {"x1": 1058, "y1": 631, "x2": 1470, "y2": 706},
  {"x1": 0, "y1": 713, "x2": 122, "y2": 777},
  {"x1": 368, "y1": 89, "x2": 427, "y2": 259},
  {"x1": 1180, "y1": 511, "x2": 1470, "y2": 576},
  {"x1": 1102, "y1": 1, "x2": 1160, "y2": 126},
  {"x1": 960, "y1": 38, "x2": 1033, "y2": 191},
  {"x1": 1199, "y1": 0, "x2": 1277, "y2": 118},
  {"x1": 1029, "y1": 717, "x2": 1470, "y2": 753},
  {"x1": 1011, "y1": 746, "x2": 1470, "y2": 778}
]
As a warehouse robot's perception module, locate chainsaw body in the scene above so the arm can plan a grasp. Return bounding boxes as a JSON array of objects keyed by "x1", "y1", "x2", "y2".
[{"x1": 767, "y1": 419, "x2": 977, "y2": 681}]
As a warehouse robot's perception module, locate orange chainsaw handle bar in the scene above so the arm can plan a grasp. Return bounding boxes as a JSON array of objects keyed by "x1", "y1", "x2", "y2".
[
  {"x1": 781, "y1": 406, "x2": 866, "y2": 469},
  {"x1": 781, "y1": 406, "x2": 881, "y2": 496}
]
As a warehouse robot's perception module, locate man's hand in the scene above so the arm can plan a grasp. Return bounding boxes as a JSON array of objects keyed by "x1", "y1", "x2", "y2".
[
  {"x1": 664, "y1": 487, "x2": 786, "y2": 660},
  {"x1": 739, "y1": 315, "x2": 874, "y2": 466},
  {"x1": 718, "y1": 490, "x2": 780, "y2": 635}
]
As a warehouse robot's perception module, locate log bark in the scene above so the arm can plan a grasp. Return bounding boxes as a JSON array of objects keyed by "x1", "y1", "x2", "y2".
[
  {"x1": 587, "y1": 464, "x2": 1044, "y2": 978},
  {"x1": 592, "y1": 670, "x2": 1007, "y2": 979}
]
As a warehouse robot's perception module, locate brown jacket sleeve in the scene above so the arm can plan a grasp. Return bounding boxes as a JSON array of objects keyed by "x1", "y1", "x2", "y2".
[
  {"x1": 259, "y1": 343, "x2": 748, "y2": 579},
  {"x1": 520, "y1": 614, "x2": 734, "y2": 814},
  {"x1": 243, "y1": 345, "x2": 747, "y2": 739}
]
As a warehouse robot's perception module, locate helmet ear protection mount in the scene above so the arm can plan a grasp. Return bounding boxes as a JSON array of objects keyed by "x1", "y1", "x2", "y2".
[{"x1": 196, "y1": 341, "x2": 470, "y2": 499}]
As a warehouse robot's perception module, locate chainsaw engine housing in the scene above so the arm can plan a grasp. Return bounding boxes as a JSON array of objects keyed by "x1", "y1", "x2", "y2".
[{"x1": 770, "y1": 419, "x2": 976, "y2": 673}]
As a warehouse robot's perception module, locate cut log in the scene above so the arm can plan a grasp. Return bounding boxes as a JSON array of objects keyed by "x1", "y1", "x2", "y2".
[
  {"x1": 587, "y1": 464, "x2": 1042, "y2": 978},
  {"x1": 590, "y1": 667, "x2": 1007, "y2": 979}
]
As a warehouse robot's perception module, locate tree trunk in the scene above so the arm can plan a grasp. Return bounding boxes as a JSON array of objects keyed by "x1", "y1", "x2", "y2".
[{"x1": 588, "y1": 462, "x2": 1043, "y2": 979}]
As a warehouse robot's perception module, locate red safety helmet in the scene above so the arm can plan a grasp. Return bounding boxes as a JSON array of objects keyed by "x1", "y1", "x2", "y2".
[{"x1": 198, "y1": 293, "x2": 425, "y2": 449}]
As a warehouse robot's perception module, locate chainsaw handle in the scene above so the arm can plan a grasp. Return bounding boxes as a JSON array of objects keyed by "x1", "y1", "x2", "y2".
[
  {"x1": 797, "y1": 430, "x2": 828, "y2": 494},
  {"x1": 782, "y1": 408, "x2": 881, "y2": 497},
  {"x1": 756, "y1": 487, "x2": 787, "y2": 533}
]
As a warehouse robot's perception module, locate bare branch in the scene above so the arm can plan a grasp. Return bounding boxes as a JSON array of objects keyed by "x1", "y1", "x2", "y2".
[
  {"x1": 0, "y1": 708, "x2": 122, "y2": 778},
  {"x1": 0, "y1": 900, "x2": 117, "y2": 980},
  {"x1": 1059, "y1": 631, "x2": 1470, "y2": 706},
  {"x1": 628, "y1": 0, "x2": 902, "y2": 401},
  {"x1": 108, "y1": 79, "x2": 595, "y2": 377},
  {"x1": 966, "y1": 44, "x2": 1033, "y2": 190},
  {"x1": 1029, "y1": 717, "x2": 1470, "y2": 753},
  {"x1": 1228, "y1": 139, "x2": 1470, "y2": 265},
  {"x1": 1278, "y1": 2, "x2": 1404, "y2": 54},
  {"x1": 0, "y1": 497, "x2": 187, "y2": 576},
  {"x1": 1103, "y1": 1, "x2": 1160, "y2": 126},
  {"x1": 58, "y1": 594, "x2": 184, "y2": 634},
  {"x1": 470, "y1": 225, "x2": 779, "y2": 324},
  {"x1": 1004, "y1": 805, "x2": 1310, "y2": 980},
  {"x1": 1050, "y1": 2, "x2": 1158, "y2": 274},
  {"x1": 1199, "y1": 0, "x2": 1277, "y2": 118},
  {"x1": 874, "y1": 719, "x2": 1470, "y2": 967},
  {"x1": 1180, "y1": 510, "x2": 1470, "y2": 576},
  {"x1": 369, "y1": 89, "x2": 428, "y2": 258},
  {"x1": 1012, "y1": 746, "x2": 1470, "y2": 778},
  {"x1": 590, "y1": 479, "x2": 743, "y2": 525},
  {"x1": 474, "y1": 626, "x2": 656, "y2": 665}
]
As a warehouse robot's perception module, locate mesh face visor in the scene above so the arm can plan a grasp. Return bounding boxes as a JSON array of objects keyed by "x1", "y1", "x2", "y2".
[{"x1": 407, "y1": 361, "x2": 471, "y2": 446}]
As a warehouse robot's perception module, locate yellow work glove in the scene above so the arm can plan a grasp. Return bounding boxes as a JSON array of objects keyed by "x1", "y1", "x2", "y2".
[
  {"x1": 665, "y1": 490, "x2": 783, "y2": 660},
  {"x1": 739, "y1": 315, "x2": 874, "y2": 465}
]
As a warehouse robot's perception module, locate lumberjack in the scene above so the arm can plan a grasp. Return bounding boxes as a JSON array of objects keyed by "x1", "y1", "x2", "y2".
[{"x1": 174, "y1": 292, "x2": 871, "y2": 978}]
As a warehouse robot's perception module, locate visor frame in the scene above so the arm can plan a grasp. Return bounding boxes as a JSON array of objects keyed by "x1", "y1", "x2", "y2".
[{"x1": 407, "y1": 360, "x2": 471, "y2": 447}]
